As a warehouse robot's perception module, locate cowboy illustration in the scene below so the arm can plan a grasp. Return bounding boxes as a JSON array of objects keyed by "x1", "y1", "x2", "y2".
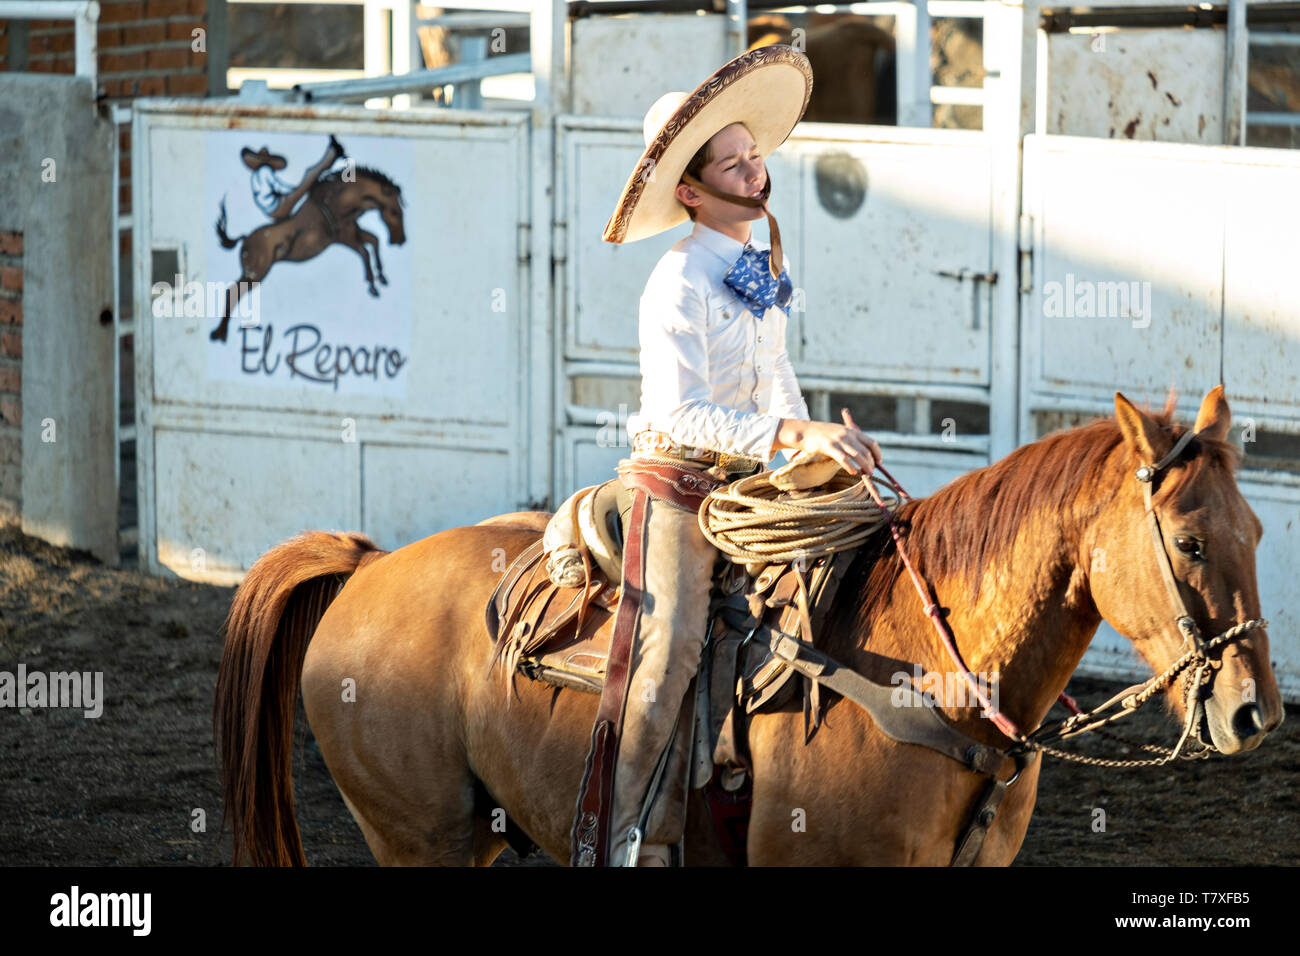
[
  {"x1": 571, "y1": 47, "x2": 884, "y2": 867},
  {"x1": 242, "y1": 134, "x2": 346, "y2": 220}
]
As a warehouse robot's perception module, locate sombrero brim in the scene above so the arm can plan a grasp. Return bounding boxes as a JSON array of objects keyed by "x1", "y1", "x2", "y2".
[{"x1": 603, "y1": 45, "x2": 813, "y2": 245}]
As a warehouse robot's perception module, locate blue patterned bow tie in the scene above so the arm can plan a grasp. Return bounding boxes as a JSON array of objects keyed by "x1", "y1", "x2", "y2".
[{"x1": 724, "y1": 245, "x2": 793, "y2": 319}]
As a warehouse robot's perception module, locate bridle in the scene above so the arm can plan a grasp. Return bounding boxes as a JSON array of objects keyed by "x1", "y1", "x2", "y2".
[{"x1": 862, "y1": 426, "x2": 1269, "y2": 768}]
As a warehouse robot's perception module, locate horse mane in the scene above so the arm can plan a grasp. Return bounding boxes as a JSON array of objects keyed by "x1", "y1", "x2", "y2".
[
  {"x1": 320, "y1": 165, "x2": 402, "y2": 192},
  {"x1": 828, "y1": 393, "x2": 1243, "y2": 649}
]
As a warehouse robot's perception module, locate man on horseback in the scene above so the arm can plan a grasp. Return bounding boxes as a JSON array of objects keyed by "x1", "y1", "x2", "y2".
[
  {"x1": 242, "y1": 134, "x2": 345, "y2": 221},
  {"x1": 571, "y1": 46, "x2": 883, "y2": 867}
]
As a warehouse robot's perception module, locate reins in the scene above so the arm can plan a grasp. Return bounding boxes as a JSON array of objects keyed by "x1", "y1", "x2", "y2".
[
  {"x1": 855, "y1": 427, "x2": 1267, "y2": 766},
  {"x1": 704, "y1": 428, "x2": 1266, "y2": 768}
]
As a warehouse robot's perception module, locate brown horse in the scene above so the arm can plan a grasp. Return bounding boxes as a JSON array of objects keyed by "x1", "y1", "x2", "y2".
[
  {"x1": 214, "y1": 386, "x2": 1284, "y2": 865},
  {"x1": 209, "y1": 166, "x2": 407, "y2": 342}
]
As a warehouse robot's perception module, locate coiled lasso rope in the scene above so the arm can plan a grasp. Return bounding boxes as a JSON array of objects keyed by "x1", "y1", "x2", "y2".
[{"x1": 698, "y1": 469, "x2": 905, "y2": 565}]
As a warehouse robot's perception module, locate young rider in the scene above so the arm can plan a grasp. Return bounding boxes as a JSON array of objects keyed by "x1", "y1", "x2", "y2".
[{"x1": 571, "y1": 46, "x2": 881, "y2": 868}]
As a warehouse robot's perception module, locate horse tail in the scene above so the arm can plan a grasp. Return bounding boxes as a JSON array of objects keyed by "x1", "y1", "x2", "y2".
[
  {"x1": 213, "y1": 530, "x2": 383, "y2": 866},
  {"x1": 215, "y1": 199, "x2": 241, "y2": 249}
]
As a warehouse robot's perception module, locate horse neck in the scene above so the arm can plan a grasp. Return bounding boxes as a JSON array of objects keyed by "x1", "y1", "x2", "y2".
[{"x1": 837, "y1": 436, "x2": 1127, "y2": 736}]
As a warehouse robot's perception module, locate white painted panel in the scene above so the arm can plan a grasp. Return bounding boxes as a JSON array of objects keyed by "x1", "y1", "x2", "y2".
[
  {"x1": 361, "y1": 443, "x2": 512, "y2": 551},
  {"x1": 1028, "y1": 136, "x2": 1223, "y2": 397},
  {"x1": 1223, "y1": 161, "x2": 1300, "y2": 413},
  {"x1": 1241, "y1": 478, "x2": 1300, "y2": 700},
  {"x1": 566, "y1": 127, "x2": 672, "y2": 358},
  {"x1": 565, "y1": 430, "x2": 626, "y2": 499},
  {"x1": 146, "y1": 118, "x2": 525, "y2": 426},
  {"x1": 1046, "y1": 29, "x2": 1225, "y2": 144},
  {"x1": 790, "y1": 135, "x2": 993, "y2": 384},
  {"x1": 136, "y1": 104, "x2": 533, "y2": 580},
  {"x1": 570, "y1": 14, "x2": 731, "y2": 119},
  {"x1": 153, "y1": 428, "x2": 356, "y2": 584}
]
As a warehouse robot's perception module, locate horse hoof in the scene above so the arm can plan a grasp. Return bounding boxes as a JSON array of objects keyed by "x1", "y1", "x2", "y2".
[
  {"x1": 210, "y1": 328, "x2": 227, "y2": 342},
  {"x1": 368, "y1": 287, "x2": 379, "y2": 298},
  {"x1": 379, "y1": 275, "x2": 388, "y2": 286}
]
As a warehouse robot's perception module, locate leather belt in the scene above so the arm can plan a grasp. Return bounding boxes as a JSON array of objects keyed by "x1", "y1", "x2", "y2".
[{"x1": 631, "y1": 430, "x2": 763, "y2": 475}]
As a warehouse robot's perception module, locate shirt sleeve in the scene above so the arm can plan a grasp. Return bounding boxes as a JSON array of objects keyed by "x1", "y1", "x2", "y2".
[{"x1": 638, "y1": 271, "x2": 783, "y2": 461}]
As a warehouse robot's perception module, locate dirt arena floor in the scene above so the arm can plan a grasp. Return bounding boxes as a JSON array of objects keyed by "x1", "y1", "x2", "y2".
[{"x1": 1, "y1": 518, "x2": 1295, "y2": 867}]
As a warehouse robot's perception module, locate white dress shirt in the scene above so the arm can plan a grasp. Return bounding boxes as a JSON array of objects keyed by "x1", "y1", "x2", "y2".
[{"x1": 625, "y1": 221, "x2": 810, "y2": 462}]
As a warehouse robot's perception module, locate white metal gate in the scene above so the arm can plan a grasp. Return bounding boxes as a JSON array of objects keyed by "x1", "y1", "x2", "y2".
[
  {"x1": 1022, "y1": 132, "x2": 1300, "y2": 698},
  {"x1": 133, "y1": 100, "x2": 540, "y2": 583}
]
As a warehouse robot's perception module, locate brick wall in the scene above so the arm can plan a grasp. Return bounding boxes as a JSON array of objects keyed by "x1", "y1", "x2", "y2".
[
  {"x1": 0, "y1": 231, "x2": 22, "y2": 519},
  {"x1": 0, "y1": 1, "x2": 210, "y2": 94}
]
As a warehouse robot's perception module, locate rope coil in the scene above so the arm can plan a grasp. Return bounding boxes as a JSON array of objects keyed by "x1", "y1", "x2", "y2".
[{"x1": 699, "y1": 469, "x2": 904, "y2": 565}]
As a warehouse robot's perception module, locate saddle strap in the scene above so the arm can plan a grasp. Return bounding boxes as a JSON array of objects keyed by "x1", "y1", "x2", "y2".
[
  {"x1": 757, "y1": 625, "x2": 1009, "y2": 776},
  {"x1": 570, "y1": 486, "x2": 652, "y2": 867},
  {"x1": 950, "y1": 750, "x2": 1040, "y2": 866}
]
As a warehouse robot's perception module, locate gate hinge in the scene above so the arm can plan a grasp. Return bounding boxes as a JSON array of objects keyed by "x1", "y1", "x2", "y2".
[
  {"x1": 518, "y1": 222, "x2": 531, "y2": 265},
  {"x1": 552, "y1": 220, "x2": 567, "y2": 267},
  {"x1": 1018, "y1": 214, "x2": 1033, "y2": 295}
]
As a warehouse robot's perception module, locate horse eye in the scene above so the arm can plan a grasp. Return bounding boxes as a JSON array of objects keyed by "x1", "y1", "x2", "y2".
[{"x1": 1174, "y1": 535, "x2": 1202, "y2": 557}]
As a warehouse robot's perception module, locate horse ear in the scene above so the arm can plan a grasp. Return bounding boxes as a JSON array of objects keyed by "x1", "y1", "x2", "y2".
[
  {"x1": 1192, "y1": 384, "x2": 1232, "y2": 443},
  {"x1": 1115, "y1": 391, "x2": 1172, "y2": 464}
]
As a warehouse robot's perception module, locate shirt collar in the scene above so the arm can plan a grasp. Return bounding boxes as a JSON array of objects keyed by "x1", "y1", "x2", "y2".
[{"x1": 690, "y1": 221, "x2": 765, "y2": 265}]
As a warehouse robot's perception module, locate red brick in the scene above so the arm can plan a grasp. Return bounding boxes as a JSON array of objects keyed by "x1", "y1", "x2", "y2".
[
  {"x1": 102, "y1": 51, "x2": 146, "y2": 73},
  {"x1": 123, "y1": 22, "x2": 165, "y2": 45},
  {"x1": 0, "y1": 233, "x2": 21, "y2": 256},
  {"x1": 100, "y1": 2, "x2": 145, "y2": 24},
  {"x1": 188, "y1": 0, "x2": 208, "y2": 15},
  {"x1": 0, "y1": 267, "x2": 20, "y2": 293},
  {"x1": 166, "y1": 19, "x2": 203, "y2": 42},
  {"x1": 0, "y1": 299, "x2": 20, "y2": 326},
  {"x1": 136, "y1": 76, "x2": 165, "y2": 96},
  {"x1": 49, "y1": 31, "x2": 74, "y2": 54},
  {"x1": 28, "y1": 59, "x2": 52, "y2": 74},
  {"x1": 0, "y1": 366, "x2": 19, "y2": 393},
  {"x1": 28, "y1": 34, "x2": 51, "y2": 55},
  {"x1": 145, "y1": 0, "x2": 188, "y2": 17},
  {"x1": 166, "y1": 72, "x2": 207, "y2": 95},
  {"x1": 0, "y1": 332, "x2": 20, "y2": 360},
  {"x1": 147, "y1": 46, "x2": 188, "y2": 69},
  {"x1": 0, "y1": 398, "x2": 19, "y2": 428},
  {"x1": 119, "y1": 184, "x2": 131, "y2": 216},
  {"x1": 98, "y1": 26, "x2": 123, "y2": 49},
  {"x1": 0, "y1": 34, "x2": 9, "y2": 56}
]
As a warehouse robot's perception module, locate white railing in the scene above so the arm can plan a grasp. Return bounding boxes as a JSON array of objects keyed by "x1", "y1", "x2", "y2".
[{"x1": 2, "y1": 0, "x2": 99, "y2": 82}]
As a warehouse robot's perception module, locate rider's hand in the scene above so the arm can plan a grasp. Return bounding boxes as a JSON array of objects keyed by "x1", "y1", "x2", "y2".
[{"x1": 777, "y1": 408, "x2": 882, "y2": 475}]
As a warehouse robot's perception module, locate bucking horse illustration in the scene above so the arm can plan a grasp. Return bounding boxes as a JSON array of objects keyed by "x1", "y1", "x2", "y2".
[{"x1": 211, "y1": 156, "x2": 407, "y2": 342}]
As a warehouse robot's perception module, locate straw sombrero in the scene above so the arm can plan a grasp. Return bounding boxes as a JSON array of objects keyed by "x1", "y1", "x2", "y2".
[{"x1": 602, "y1": 44, "x2": 813, "y2": 270}]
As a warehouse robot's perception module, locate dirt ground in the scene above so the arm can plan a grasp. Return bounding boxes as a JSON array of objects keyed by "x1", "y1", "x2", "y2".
[{"x1": 1, "y1": 518, "x2": 1295, "y2": 867}]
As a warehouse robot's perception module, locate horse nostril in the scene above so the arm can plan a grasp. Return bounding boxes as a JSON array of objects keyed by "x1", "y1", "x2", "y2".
[{"x1": 1233, "y1": 703, "x2": 1265, "y2": 738}]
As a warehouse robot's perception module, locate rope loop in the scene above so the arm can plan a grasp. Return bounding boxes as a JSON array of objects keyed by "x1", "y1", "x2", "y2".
[{"x1": 699, "y1": 469, "x2": 904, "y2": 565}]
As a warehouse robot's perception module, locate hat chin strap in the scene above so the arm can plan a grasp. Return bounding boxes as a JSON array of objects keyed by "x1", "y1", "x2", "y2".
[{"x1": 679, "y1": 170, "x2": 783, "y2": 280}]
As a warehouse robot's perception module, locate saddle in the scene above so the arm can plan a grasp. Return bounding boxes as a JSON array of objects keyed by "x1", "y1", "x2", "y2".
[{"x1": 484, "y1": 507, "x2": 854, "y2": 777}]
